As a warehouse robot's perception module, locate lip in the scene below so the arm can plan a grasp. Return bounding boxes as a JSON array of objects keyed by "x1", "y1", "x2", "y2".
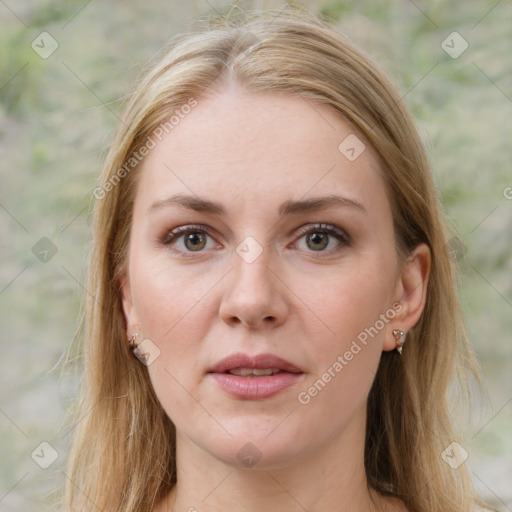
[
  {"x1": 208, "y1": 352, "x2": 304, "y2": 400},
  {"x1": 209, "y1": 353, "x2": 303, "y2": 374}
]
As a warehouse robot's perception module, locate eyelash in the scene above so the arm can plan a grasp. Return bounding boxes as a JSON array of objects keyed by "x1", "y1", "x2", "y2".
[
  {"x1": 294, "y1": 223, "x2": 351, "y2": 251},
  {"x1": 161, "y1": 223, "x2": 351, "y2": 257}
]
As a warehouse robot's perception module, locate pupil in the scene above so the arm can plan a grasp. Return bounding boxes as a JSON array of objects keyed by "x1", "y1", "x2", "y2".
[
  {"x1": 185, "y1": 233, "x2": 205, "y2": 251},
  {"x1": 308, "y1": 233, "x2": 328, "y2": 250}
]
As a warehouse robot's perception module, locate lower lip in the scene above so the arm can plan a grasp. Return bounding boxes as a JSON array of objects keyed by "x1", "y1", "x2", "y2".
[{"x1": 210, "y1": 372, "x2": 303, "y2": 400}]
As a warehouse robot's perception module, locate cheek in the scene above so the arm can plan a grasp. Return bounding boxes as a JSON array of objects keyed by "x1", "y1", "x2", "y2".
[
  {"x1": 129, "y1": 256, "x2": 215, "y2": 428},
  {"x1": 130, "y1": 251, "x2": 218, "y2": 342},
  {"x1": 296, "y1": 255, "x2": 394, "y2": 348},
  {"x1": 128, "y1": 250, "x2": 222, "y2": 403},
  {"x1": 293, "y1": 256, "x2": 394, "y2": 414}
]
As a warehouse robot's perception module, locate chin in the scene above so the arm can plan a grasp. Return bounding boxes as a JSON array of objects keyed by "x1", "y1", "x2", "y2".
[{"x1": 191, "y1": 420, "x2": 312, "y2": 471}]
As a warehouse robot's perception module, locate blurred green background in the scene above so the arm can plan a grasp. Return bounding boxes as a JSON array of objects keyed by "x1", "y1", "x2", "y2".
[{"x1": 0, "y1": 0, "x2": 510, "y2": 510}]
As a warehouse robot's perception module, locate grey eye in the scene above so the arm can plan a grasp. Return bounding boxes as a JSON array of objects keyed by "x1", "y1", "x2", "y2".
[
  {"x1": 305, "y1": 232, "x2": 329, "y2": 251},
  {"x1": 163, "y1": 226, "x2": 216, "y2": 253},
  {"x1": 183, "y1": 232, "x2": 207, "y2": 251}
]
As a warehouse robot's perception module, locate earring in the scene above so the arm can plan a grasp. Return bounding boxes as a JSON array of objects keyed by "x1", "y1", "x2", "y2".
[
  {"x1": 128, "y1": 333, "x2": 139, "y2": 349},
  {"x1": 392, "y1": 329, "x2": 407, "y2": 355}
]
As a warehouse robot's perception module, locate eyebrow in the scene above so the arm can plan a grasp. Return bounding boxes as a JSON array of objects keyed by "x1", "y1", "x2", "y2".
[{"x1": 149, "y1": 193, "x2": 367, "y2": 216}]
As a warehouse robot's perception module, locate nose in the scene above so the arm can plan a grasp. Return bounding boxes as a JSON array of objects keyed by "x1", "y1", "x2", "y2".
[{"x1": 219, "y1": 249, "x2": 289, "y2": 329}]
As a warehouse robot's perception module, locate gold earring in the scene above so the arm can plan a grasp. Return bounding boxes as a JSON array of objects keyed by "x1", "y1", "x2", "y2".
[
  {"x1": 392, "y1": 329, "x2": 406, "y2": 355},
  {"x1": 128, "y1": 333, "x2": 139, "y2": 349}
]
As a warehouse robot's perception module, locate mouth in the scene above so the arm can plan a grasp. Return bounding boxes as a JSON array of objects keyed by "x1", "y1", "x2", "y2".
[
  {"x1": 209, "y1": 352, "x2": 303, "y2": 374},
  {"x1": 225, "y1": 368, "x2": 283, "y2": 377},
  {"x1": 208, "y1": 353, "x2": 304, "y2": 400}
]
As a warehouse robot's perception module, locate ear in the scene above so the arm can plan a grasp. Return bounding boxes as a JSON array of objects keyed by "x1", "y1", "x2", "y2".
[
  {"x1": 120, "y1": 272, "x2": 141, "y2": 338},
  {"x1": 383, "y1": 243, "x2": 431, "y2": 351}
]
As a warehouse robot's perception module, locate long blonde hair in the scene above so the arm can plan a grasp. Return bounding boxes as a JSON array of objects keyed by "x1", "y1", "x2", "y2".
[{"x1": 63, "y1": 6, "x2": 490, "y2": 511}]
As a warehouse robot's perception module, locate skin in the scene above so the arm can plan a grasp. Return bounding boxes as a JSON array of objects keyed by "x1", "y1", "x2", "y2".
[{"x1": 121, "y1": 82, "x2": 430, "y2": 512}]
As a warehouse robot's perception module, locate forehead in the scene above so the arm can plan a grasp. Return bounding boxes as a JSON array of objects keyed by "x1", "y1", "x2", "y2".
[{"x1": 135, "y1": 86, "x2": 388, "y2": 217}]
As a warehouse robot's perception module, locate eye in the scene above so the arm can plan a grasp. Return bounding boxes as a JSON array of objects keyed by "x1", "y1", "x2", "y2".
[
  {"x1": 161, "y1": 225, "x2": 217, "y2": 253},
  {"x1": 294, "y1": 223, "x2": 351, "y2": 253}
]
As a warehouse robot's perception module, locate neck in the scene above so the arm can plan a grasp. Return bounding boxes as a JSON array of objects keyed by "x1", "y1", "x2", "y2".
[{"x1": 164, "y1": 408, "x2": 385, "y2": 512}]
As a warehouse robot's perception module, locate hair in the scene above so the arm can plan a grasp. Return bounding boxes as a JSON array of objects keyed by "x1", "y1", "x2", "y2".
[{"x1": 62, "y1": 6, "x2": 491, "y2": 512}]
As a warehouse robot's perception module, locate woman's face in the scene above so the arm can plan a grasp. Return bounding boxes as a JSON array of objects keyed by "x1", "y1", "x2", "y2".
[{"x1": 121, "y1": 85, "x2": 422, "y2": 469}]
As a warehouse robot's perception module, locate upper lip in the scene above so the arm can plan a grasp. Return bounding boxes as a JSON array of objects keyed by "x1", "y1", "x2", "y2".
[{"x1": 209, "y1": 353, "x2": 303, "y2": 374}]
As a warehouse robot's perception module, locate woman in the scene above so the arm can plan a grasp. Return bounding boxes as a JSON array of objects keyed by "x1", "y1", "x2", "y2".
[{"x1": 64, "y1": 6, "x2": 492, "y2": 512}]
